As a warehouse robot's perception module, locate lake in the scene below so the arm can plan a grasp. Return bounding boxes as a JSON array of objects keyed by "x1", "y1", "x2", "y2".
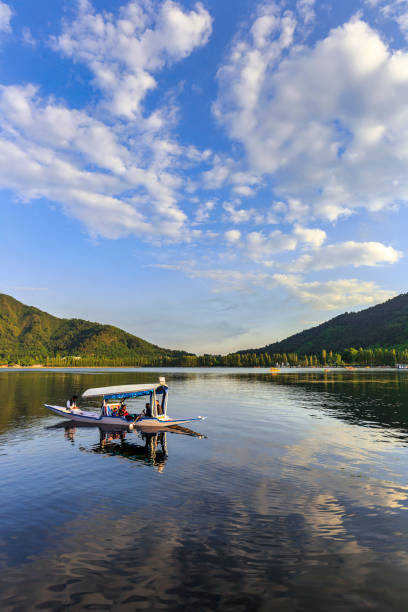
[{"x1": 1, "y1": 368, "x2": 408, "y2": 611}]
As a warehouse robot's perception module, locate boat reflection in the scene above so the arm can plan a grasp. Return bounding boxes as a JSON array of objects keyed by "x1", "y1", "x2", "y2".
[
  {"x1": 52, "y1": 421, "x2": 206, "y2": 472},
  {"x1": 85, "y1": 429, "x2": 169, "y2": 472}
]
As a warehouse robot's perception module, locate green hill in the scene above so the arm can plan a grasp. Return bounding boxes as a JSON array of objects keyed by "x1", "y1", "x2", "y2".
[
  {"x1": 239, "y1": 292, "x2": 408, "y2": 356},
  {"x1": 0, "y1": 293, "x2": 190, "y2": 364}
]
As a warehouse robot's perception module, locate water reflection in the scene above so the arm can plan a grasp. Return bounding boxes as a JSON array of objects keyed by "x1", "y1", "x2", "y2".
[
  {"x1": 3, "y1": 369, "x2": 408, "y2": 610},
  {"x1": 273, "y1": 372, "x2": 408, "y2": 437},
  {"x1": 82, "y1": 429, "x2": 169, "y2": 472},
  {"x1": 51, "y1": 421, "x2": 206, "y2": 473},
  {"x1": 2, "y1": 369, "x2": 408, "y2": 438},
  {"x1": 218, "y1": 371, "x2": 408, "y2": 437}
]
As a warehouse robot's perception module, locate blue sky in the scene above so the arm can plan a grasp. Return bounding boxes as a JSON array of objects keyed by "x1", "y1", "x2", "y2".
[{"x1": 0, "y1": 0, "x2": 406, "y2": 353}]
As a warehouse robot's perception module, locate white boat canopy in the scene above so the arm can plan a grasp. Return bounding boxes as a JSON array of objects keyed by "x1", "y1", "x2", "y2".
[
  {"x1": 82, "y1": 383, "x2": 166, "y2": 399},
  {"x1": 82, "y1": 378, "x2": 168, "y2": 417}
]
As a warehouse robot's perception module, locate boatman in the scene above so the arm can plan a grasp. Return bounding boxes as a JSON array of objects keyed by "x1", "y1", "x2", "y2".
[{"x1": 67, "y1": 395, "x2": 78, "y2": 411}]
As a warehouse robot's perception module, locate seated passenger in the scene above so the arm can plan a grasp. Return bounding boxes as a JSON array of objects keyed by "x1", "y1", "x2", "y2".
[
  {"x1": 118, "y1": 403, "x2": 129, "y2": 417},
  {"x1": 67, "y1": 395, "x2": 78, "y2": 411},
  {"x1": 145, "y1": 402, "x2": 152, "y2": 417},
  {"x1": 120, "y1": 404, "x2": 134, "y2": 421}
]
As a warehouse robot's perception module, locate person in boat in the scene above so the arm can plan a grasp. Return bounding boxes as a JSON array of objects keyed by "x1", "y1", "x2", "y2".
[
  {"x1": 67, "y1": 395, "x2": 78, "y2": 411},
  {"x1": 156, "y1": 399, "x2": 163, "y2": 415},
  {"x1": 145, "y1": 402, "x2": 152, "y2": 418},
  {"x1": 118, "y1": 403, "x2": 133, "y2": 421}
]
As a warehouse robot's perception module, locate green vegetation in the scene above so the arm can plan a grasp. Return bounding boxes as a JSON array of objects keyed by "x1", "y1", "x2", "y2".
[
  {"x1": 0, "y1": 293, "x2": 191, "y2": 366},
  {"x1": 240, "y1": 293, "x2": 408, "y2": 356},
  {"x1": 1, "y1": 292, "x2": 408, "y2": 367},
  {"x1": 129, "y1": 347, "x2": 405, "y2": 367}
]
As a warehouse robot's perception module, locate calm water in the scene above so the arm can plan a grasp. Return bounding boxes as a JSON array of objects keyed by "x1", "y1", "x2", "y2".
[{"x1": 2, "y1": 368, "x2": 408, "y2": 611}]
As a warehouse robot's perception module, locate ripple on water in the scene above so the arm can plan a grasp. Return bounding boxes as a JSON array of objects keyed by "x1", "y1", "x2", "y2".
[{"x1": 1, "y1": 369, "x2": 408, "y2": 610}]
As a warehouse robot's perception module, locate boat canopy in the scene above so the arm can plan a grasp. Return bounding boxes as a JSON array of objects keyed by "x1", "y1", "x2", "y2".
[
  {"x1": 82, "y1": 378, "x2": 168, "y2": 418},
  {"x1": 82, "y1": 383, "x2": 167, "y2": 401}
]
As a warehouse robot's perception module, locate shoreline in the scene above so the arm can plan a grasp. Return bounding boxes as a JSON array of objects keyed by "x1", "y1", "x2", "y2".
[{"x1": 0, "y1": 366, "x2": 405, "y2": 373}]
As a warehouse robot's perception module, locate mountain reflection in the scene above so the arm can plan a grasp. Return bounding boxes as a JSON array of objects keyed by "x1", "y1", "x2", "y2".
[{"x1": 224, "y1": 371, "x2": 408, "y2": 437}]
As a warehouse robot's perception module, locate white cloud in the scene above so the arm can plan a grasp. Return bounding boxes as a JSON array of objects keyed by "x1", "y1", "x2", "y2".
[
  {"x1": 216, "y1": 11, "x2": 408, "y2": 222},
  {"x1": 273, "y1": 275, "x2": 396, "y2": 310},
  {"x1": 201, "y1": 155, "x2": 261, "y2": 196},
  {"x1": 288, "y1": 241, "x2": 402, "y2": 272},
  {"x1": 195, "y1": 200, "x2": 215, "y2": 222},
  {"x1": 282, "y1": 198, "x2": 310, "y2": 223},
  {"x1": 233, "y1": 184, "x2": 254, "y2": 197},
  {"x1": 201, "y1": 155, "x2": 231, "y2": 189},
  {"x1": 225, "y1": 225, "x2": 327, "y2": 264},
  {"x1": 185, "y1": 146, "x2": 212, "y2": 163},
  {"x1": 223, "y1": 201, "x2": 263, "y2": 224},
  {"x1": 246, "y1": 230, "x2": 297, "y2": 264},
  {"x1": 224, "y1": 228, "x2": 297, "y2": 265},
  {"x1": 0, "y1": 83, "x2": 190, "y2": 240},
  {"x1": 55, "y1": 0, "x2": 212, "y2": 120},
  {"x1": 0, "y1": 2, "x2": 215, "y2": 242},
  {"x1": 364, "y1": 0, "x2": 408, "y2": 39},
  {"x1": 152, "y1": 262, "x2": 269, "y2": 293},
  {"x1": 293, "y1": 225, "x2": 327, "y2": 248},
  {"x1": 223, "y1": 225, "x2": 401, "y2": 274},
  {"x1": 225, "y1": 229, "x2": 241, "y2": 243},
  {"x1": 0, "y1": 1, "x2": 11, "y2": 33},
  {"x1": 22, "y1": 27, "x2": 36, "y2": 47},
  {"x1": 188, "y1": 268, "x2": 269, "y2": 293},
  {"x1": 0, "y1": 84, "x2": 128, "y2": 173},
  {"x1": 265, "y1": 208, "x2": 278, "y2": 224},
  {"x1": 154, "y1": 260, "x2": 397, "y2": 309},
  {"x1": 296, "y1": 0, "x2": 316, "y2": 24}
]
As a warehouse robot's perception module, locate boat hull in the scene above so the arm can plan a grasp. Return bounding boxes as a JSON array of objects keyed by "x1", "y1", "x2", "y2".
[{"x1": 44, "y1": 405, "x2": 205, "y2": 428}]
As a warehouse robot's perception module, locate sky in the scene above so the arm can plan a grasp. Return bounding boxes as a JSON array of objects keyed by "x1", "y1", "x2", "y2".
[{"x1": 0, "y1": 0, "x2": 407, "y2": 354}]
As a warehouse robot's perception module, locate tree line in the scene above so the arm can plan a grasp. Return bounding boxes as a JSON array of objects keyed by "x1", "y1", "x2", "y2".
[{"x1": 2, "y1": 346, "x2": 408, "y2": 367}]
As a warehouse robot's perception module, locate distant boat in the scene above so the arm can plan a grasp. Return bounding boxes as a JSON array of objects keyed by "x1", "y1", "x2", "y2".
[{"x1": 45, "y1": 378, "x2": 206, "y2": 429}]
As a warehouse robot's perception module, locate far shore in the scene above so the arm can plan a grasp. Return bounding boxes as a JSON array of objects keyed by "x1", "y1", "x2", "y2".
[{"x1": 0, "y1": 365, "x2": 405, "y2": 372}]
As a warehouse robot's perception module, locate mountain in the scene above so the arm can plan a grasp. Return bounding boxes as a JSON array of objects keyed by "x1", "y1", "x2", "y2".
[
  {"x1": 238, "y1": 293, "x2": 408, "y2": 356},
  {"x1": 0, "y1": 293, "x2": 190, "y2": 362}
]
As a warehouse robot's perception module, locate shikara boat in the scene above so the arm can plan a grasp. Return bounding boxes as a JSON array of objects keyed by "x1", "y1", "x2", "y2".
[{"x1": 44, "y1": 378, "x2": 206, "y2": 429}]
